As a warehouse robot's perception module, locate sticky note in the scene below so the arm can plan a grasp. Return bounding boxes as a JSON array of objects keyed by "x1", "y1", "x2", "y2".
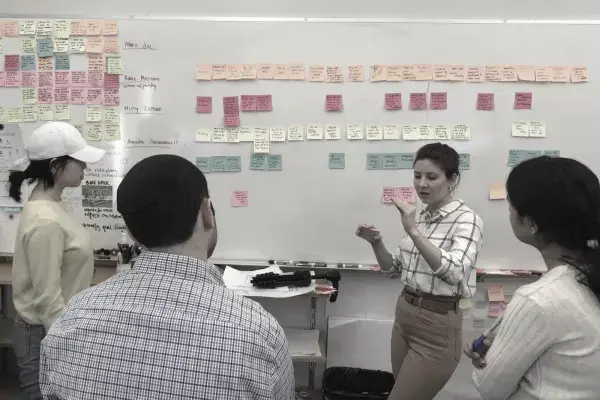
[
  {"x1": 256, "y1": 95, "x2": 272, "y2": 111},
  {"x1": 253, "y1": 129, "x2": 270, "y2": 153},
  {"x1": 448, "y1": 65, "x2": 466, "y2": 81},
  {"x1": 402, "y1": 124, "x2": 420, "y2": 141},
  {"x1": 270, "y1": 127, "x2": 286, "y2": 142},
  {"x1": 232, "y1": 191, "x2": 248, "y2": 207},
  {"x1": 514, "y1": 92, "x2": 532, "y2": 109},
  {"x1": 382, "y1": 153, "x2": 399, "y2": 169},
  {"x1": 21, "y1": 88, "x2": 37, "y2": 105},
  {"x1": 257, "y1": 63, "x2": 274, "y2": 79},
  {"x1": 36, "y1": 38, "x2": 54, "y2": 57},
  {"x1": 103, "y1": 89, "x2": 120, "y2": 106},
  {"x1": 211, "y1": 127, "x2": 226, "y2": 142},
  {"x1": 543, "y1": 150, "x2": 560, "y2": 157},
  {"x1": 370, "y1": 65, "x2": 387, "y2": 82},
  {"x1": 38, "y1": 71, "x2": 53, "y2": 87},
  {"x1": 38, "y1": 105, "x2": 54, "y2": 121},
  {"x1": 382, "y1": 187, "x2": 399, "y2": 203},
  {"x1": 106, "y1": 56, "x2": 123, "y2": 74},
  {"x1": 0, "y1": 72, "x2": 5, "y2": 87},
  {"x1": 238, "y1": 126, "x2": 254, "y2": 142},
  {"x1": 366, "y1": 154, "x2": 383, "y2": 170},
  {"x1": 551, "y1": 66, "x2": 570, "y2": 83},
  {"x1": 70, "y1": 21, "x2": 87, "y2": 36},
  {"x1": 37, "y1": 56, "x2": 52, "y2": 70},
  {"x1": 53, "y1": 20, "x2": 71, "y2": 39},
  {"x1": 103, "y1": 108, "x2": 120, "y2": 124},
  {"x1": 287, "y1": 125, "x2": 304, "y2": 141},
  {"x1": 211, "y1": 64, "x2": 226, "y2": 80},
  {"x1": 433, "y1": 65, "x2": 450, "y2": 81},
  {"x1": 88, "y1": 71, "x2": 104, "y2": 88},
  {"x1": 7, "y1": 107, "x2": 23, "y2": 123},
  {"x1": 571, "y1": 67, "x2": 589, "y2": 83},
  {"x1": 467, "y1": 66, "x2": 485, "y2": 83},
  {"x1": 266, "y1": 154, "x2": 282, "y2": 171},
  {"x1": 250, "y1": 154, "x2": 267, "y2": 170},
  {"x1": 433, "y1": 125, "x2": 451, "y2": 140},
  {"x1": 88, "y1": 55, "x2": 105, "y2": 72},
  {"x1": 517, "y1": 66, "x2": 536, "y2": 81},
  {"x1": 226, "y1": 64, "x2": 242, "y2": 80},
  {"x1": 53, "y1": 87, "x2": 69, "y2": 104},
  {"x1": 19, "y1": 21, "x2": 35, "y2": 36},
  {"x1": 103, "y1": 38, "x2": 119, "y2": 54},
  {"x1": 87, "y1": 88, "x2": 103, "y2": 104},
  {"x1": 476, "y1": 93, "x2": 494, "y2": 111},
  {"x1": 224, "y1": 156, "x2": 242, "y2": 172},
  {"x1": 102, "y1": 124, "x2": 119, "y2": 140},
  {"x1": 5, "y1": 71, "x2": 21, "y2": 87},
  {"x1": 20, "y1": 55, "x2": 36, "y2": 71},
  {"x1": 386, "y1": 65, "x2": 403, "y2": 82},
  {"x1": 273, "y1": 64, "x2": 290, "y2": 80},
  {"x1": 347, "y1": 124, "x2": 364, "y2": 140},
  {"x1": 54, "y1": 38, "x2": 69, "y2": 53},
  {"x1": 195, "y1": 127, "x2": 211, "y2": 142},
  {"x1": 69, "y1": 87, "x2": 86, "y2": 104},
  {"x1": 0, "y1": 38, "x2": 3, "y2": 53},
  {"x1": 348, "y1": 65, "x2": 364, "y2": 82},
  {"x1": 507, "y1": 150, "x2": 543, "y2": 167},
  {"x1": 452, "y1": 124, "x2": 470, "y2": 140},
  {"x1": 307, "y1": 65, "x2": 325, "y2": 82},
  {"x1": 4, "y1": 55, "x2": 19, "y2": 71},
  {"x1": 103, "y1": 20, "x2": 119, "y2": 35},
  {"x1": 307, "y1": 124, "x2": 323, "y2": 140},
  {"x1": 398, "y1": 187, "x2": 417, "y2": 203},
  {"x1": 489, "y1": 183, "x2": 507, "y2": 200},
  {"x1": 241, "y1": 95, "x2": 257, "y2": 111},
  {"x1": 36, "y1": 20, "x2": 52, "y2": 36},
  {"x1": 195, "y1": 157, "x2": 211, "y2": 172},
  {"x1": 325, "y1": 124, "x2": 341, "y2": 140},
  {"x1": 409, "y1": 93, "x2": 427, "y2": 110},
  {"x1": 383, "y1": 125, "x2": 401, "y2": 140},
  {"x1": 385, "y1": 93, "x2": 402, "y2": 110},
  {"x1": 429, "y1": 93, "x2": 447, "y2": 110},
  {"x1": 223, "y1": 96, "x2": 239, "y2": 114},
  {"x1": 196, "y1": 65, "x2": 212, "y2": 80},
  {"x1": 511, "y1": 121, "x2": 530, "y2": 137},
  {"x1": 326, "y1": 66, "x2": 343, "y2": 83},
  {"x1": 458, "y1": 154, "x2": 470, "y2": 170},
  {"x1": 487, "y1": 284, "x2": 505, "y2": 302},
  {"x1": 501, "y1": 66, "x2": 517, "y2": 82},
  {"x1": 366, "y1": 125, "x2": 383, "y2": 141},
  {"x1": 69, "y1": 37, "x2": 86, "y2": 53},
  {"x1": 224, "y1": 114, "x2": 239, "y2": 127},
  {"x1": 535, "y1": 66, "x2": 552, "y2": 82},
  {"x1": 86, "y1": 20, "x2": 103, "y2": 35},
  {"x1": 86, "y1": 106, "x2": 103, "y2": 122},
  {"x1": 103, "y1": 73, "x2": 119, "y2": 89},
  {"x1": 528, "y1": 121, "x2": 546, "y2": 138},
  {"x1": 55, "y1": 54, "x2": 70, "y2": 70},
  {"x1": 289, "y1": 64, "x2": 305, "y2": 80},
  {"x1": 22, "y1": 106, "x2": 38, "y2": 122},
  {"x1": 326, "y1": 95, "x2": 343, "y2": 111},
  {"x1": 328, "y1": 153, "x2": 345, "y2": 169},
  {"x1": 196, "y1": 96, "x2": 212, "y2": 113},
  {"x1": 417, "y1": 124, "x2": 434, "y2": 140},
  {"x1": 3, "y1": 22, "x2": 19, "y2": 37},
  {"x1": 86, "y1": 124, "x2": 103, "y2": 141},
  {"x1": 397, "y1": 153, "x2": 415, "y2": 169},
  {"x1": 225, "y1": 128, "x2": 239, "y2": 143},
  {"x1": 0, "y1": 107, "x2": 5, "y2": 122},
  {"x1": 240, "y1": 64, "x2": 257, "y2": 80},
  {"x1": 21, "y1": 38, "x2": 36, "y2": 53},
  {"x1": 38, "y1": 87, "x2": 53, "y2": 104},
  {"x1": 484, "y1": 65, "x2": 502, "y2": 82}
]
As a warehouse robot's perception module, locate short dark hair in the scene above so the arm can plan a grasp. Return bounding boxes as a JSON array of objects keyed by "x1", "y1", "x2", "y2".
[
  {"x1": 507, "y1": 156, "x2": 600, "y2": 302},
  {"x1": 117, "y1": 154, "x2": 210, "y2": 248},
  {"x1": 8, "y1": 156, "x2": 74, "y2": 203},
  {"x1": 414, "y1": 142, "x2": 460, "y2": 181}
]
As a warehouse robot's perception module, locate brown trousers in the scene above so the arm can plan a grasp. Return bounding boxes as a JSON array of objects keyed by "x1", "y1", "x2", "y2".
[{"x1": 388, "y1": 292, "x2": 463, "y2": 400}]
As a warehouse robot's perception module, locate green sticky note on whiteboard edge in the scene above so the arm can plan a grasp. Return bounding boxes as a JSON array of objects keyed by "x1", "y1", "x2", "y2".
[
  {"x1": 458, "y1": 153, "x2": 470, "y2": 170},
  {"x1": 507, "y1": 149, "x2": 555, "y2": 167},
  {"x1": 329, "y1": 153, "x2": 345, "y2": 169},
  {"x1": 266, "y1": 154, "x2": 282, "y2": 171}
]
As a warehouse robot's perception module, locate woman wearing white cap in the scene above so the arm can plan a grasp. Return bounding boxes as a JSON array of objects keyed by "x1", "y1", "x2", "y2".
[{"x1": 8, "y1": 122, "x2": 104, "y2": 399}]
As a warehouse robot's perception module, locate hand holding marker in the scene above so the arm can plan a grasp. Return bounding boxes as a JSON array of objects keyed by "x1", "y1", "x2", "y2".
[{"x1": 472, "y1": 315, "x2": 503, "y2": 357}]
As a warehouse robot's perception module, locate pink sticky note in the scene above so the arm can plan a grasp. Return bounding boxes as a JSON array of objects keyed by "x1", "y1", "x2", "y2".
[
  {"x1": 325, "y1": 94, "x2": 343, "y2": 111},
  {"x1": 488, "y1": 301, "x2": 503, "y2": 311},
  {"x1": 370, "y1": 265, "x2": 381, "y2": 272},
  {"x1": 70, "y1": 87, "x2": 86, "y2": 104},
  {"x1": 103, "y1": 73, "x2": 120, "y2": 89},
  {"x1": 429, "y1": 92, "x2": 447, "y2": 110},
  {"x1": 514, "y1": 92, "x2": 532, "y2": 110},
  {"x1": 38, "y1": 72, "x2": 54, "y2": 87},
  {"x1": 88, "y1": 71, "x2": 104, "y2": 88},
  {"x1": 71, "y1": 71, "x2": 87, "y2": 87},
  {"x1": 409, "y1": 93, "x2": 427, "y2": 110},
  {"x1": 382, "y1": 187, "x2": 400, "y2": 203},
  {"x1": 21, "y1": 72, "x2": 38, "y2": 88},
  {"x1": 0, "y1": 72, "x2": 5, "y2": 87},
  {"x1": 5, "y1": 71, "x2": 21, "y2": 87},
  {"x1": 223, "y1": 96, "x2": 239, "y2": 115},
  {"x1": 224, "y1": 114, "x2": 240, "y2": 127},
  {"x1": 3, "y1": 22, "x2": 19, "y2": 37},
  {"x1": 241, "y1": 95, "x2": 257, "y2": 111},
  {"x1": 398, "y1": 187, "x2": 416, "y2": 203},
  {"x1": 196, "y1": 96, "x2": 212, "y2": 113},
  {"x1": 488, "y1": 310, "x2": 501, "y2": 318},
  {"x1": 476, "y1": 93, "x2": 494, "y2": 111},
  {"x1": 4, "y1": 55, "x2": 20, "y2": 71},
  {"x1": 54, "y1": 72, "x2": 70, "y2": 87},
  {"x1": 385, "y1": 93, "x2": 402, "y2": 110},
  {"x1": 256, "y1": 95, "x2": 272, "y2": 111},
  {"x1": 103, "y1": 89, "x2": 120, "y2": 106},
  {"x1": 232, "y1": 191, "x2": 248, "y2": 207},
  {"x1": 54, "y1": 87, "x2": 70, "y2": 104},
  {"x1": 487, "y1": 284, "x2": 505, "y2": 302},
  {"x1": 87, "y1": 88, "x2": 103, "y2": 105},
  {"x1": 38, "y1": 87, "x2": 53, "y2": 104}
]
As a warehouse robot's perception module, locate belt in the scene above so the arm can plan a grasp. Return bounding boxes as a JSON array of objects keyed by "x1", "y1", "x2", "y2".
[{"x1": 402, "y1": 287, "x2": 459, "y2": 315}]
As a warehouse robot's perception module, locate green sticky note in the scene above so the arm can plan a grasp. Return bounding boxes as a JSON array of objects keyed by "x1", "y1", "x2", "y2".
[
  {"x1": 329, "y1": 153, "x2": 345, "y2": 169},
  {"x1": 250, "y1": 154, "x2": 267, "y2": 170},
  {"x1": 507, "y1": 150, "x2": 543, "y2": 167},
  {"x1": 397, "y1": 153, "x2": 415, "y2": 169},
  {"x1": 55, "y1": 54, "x2": 70, "y2": 70},
  {"x1": 543, "y1": 150, "x2": 560, "y2": 157},
  {"x1": 195, "y1": 157, "x2": 211, "y2": 173},
  {"x1": 382, "y1": 153, "x2": 398, "y2": 169},
  {"x1": 36, "y1": 38, "x2": 54, "y2": 57},
  {"x1": 458, "y1": 153, "x2": 470, "y2": 170},
  {"x1": 20, "y1": 55, "x2": 36, "y2": 71},
  {"x1": 366, "y1": 153, "x2": 383, "y2": 170},
  {"x1": 224, "y1": 156, "x2": 242, "y2": 172},
  {"x1": 210, "y1": 156, "x2": 226, "y2": 172},
  {"x1": 267, "y1": 154, "x2": 282, "y2": 171}
]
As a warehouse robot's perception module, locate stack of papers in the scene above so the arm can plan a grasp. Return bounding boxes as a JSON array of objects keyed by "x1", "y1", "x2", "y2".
[
  {"x1": 283, "y1": 328, "x2": 321, "y2": 357},
  {"x1": 222, "y1": 265, "x2": 315, "y2": 298}
]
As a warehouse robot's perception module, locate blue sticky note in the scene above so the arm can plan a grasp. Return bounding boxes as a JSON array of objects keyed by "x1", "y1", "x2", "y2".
[
  {"x1": 250, "y1": 154, "x2": 267, "y2": 170},
  {"x1": 397, "y1": 153, "x2": 415, "y2": 169},
  {"x1": 37, "y1": 38, "x2": 54, "y2": 57},
  {"x1": 267, "y1": 154, "x2": 282, "y2": 171},
  {"x1": 55, "y1": 54, "x2": 70, "y2": 70},
  {"x1": 196, "y1": 157, "x2": 211, "y2": 173},
  {"x1": 20, "y1": 55, "x2": 36, "y2": 71},
  {"x1": 459, "y1": 153, "x2": 470, "y2": 170},
  {"x1": 543, "y1": 150, "x2": 560, "y2": 157},
  {"x1": 224, "y1": 156, "x2": 242, "y2": 172},
  {"x1": 210, "y1": 156, "x2": 226, "y2": 172},
  {"x1": 382, "y1": 154, "x2": 398, "y2": 169},
  {"x1": 328, "y1": 153, "x2": 345, "y2": 169},
  {"x1": 366, "y1": 154, "x2": 383, "y2": 170}
]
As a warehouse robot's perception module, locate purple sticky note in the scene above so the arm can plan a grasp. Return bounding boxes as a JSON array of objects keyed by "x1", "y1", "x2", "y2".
[
  {"x1": 385, "y1": 93, "x2": 402, "y2": 110},
  {"x1": 514, "y1": 92, "x2": 532, "y2": 110},
  {"x1": 241, "y1": 95, "x2": 257, "y2": 111},
  {"x1": 4, "y1": 55, "x2": 20, "y2": 71},
  {"x1": 256, "y1": 95, "x2": 272, "y2": 111},
  {"x1": 409, "y1": 93, "x2": 427, "y2": 110},
  {"x1": 429, "y1": 92, "x2": 447, "y2": 110},
  {"x1": 477, "y1": 93, "x2": 494, "y2": 111},
  {"x1": 70, "y1": 87, "x2": 86, "y2": 104},
  {"x1": 104, "y1": 74, "x2": 120, "y2": 89},
  {"x1": 196, "y1": 96, "x2": 212, "y2": 113},
  {"x1": 325, "y1": 94, "x2": 343, "y2": 111}
]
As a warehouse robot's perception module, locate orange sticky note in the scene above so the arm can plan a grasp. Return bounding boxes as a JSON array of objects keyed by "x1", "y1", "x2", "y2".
[
  {"x1": 326, "y1": 66, "x2": 343, "y2": 83},
  {"x1": 232, "y1": 191, "x2": 248, "y2": 207},
  {"x1": 103, "y1": 20, "x2": 118, "y2": 35},
  {"x1": 226, "y1": 64, "x2": 242, "y2": 80},
  {"x1": 501, "y1": 66, "x2": 518, "y2": 82},
  {"x1": 433, "y1": 65, "x2": 450, "y2": 81},
  {"x1": 212, "y1": 64, "x2": 226, "y2": 80},
  {"x1": 467, "y1": 66, "x2": 485, "y2": 83},
  {"x1": 348, "y1": 65, "x2": 364, "y2": 82},
  {"x1": 535, "y1": 66, "x2": 552, "y2": 82},
  {"x1": 489, "y1": 182, "x2": 506, "y2": 200},
  {"x1": 86, "y1": 20, "x2": 103, "y2": 36},
  {"x1": 196, "y1": 65, "x2": 212, "y2": 80},
  {"x1": 257, "y1": 63, "x2": 274, "y2": 79},
  {"x1": 448, "y1": 65, "x2": 465, "y2": 81},
  {"x1": 70, "y1": 20, "x2": 87, "y2": 36},
  {"x1": 517, "y1": 66, "x2": 536, "y2": 82},
  {"x1": 3, "y1": 21, "x2": 19, "y2": 37},
  {"x1": 241, "y1": 64, "x2": 257, "y2": 80},
  {"x1": 386, "y1": 65, "x2": 403, "y2": 82},
  {"x1": 370, "y1": 65, "x2": 387, "y2": 82},
  {"x1": 414, "y1": 64, "x2": 433, "y2": 81},
  {"x1": 274, "y1": 64, "x2": 290, "y2": 80},
  {"x1": 289, "y1": 64, "x2": 305, "y2": 80},
  {"x1": 485, "y1": 65, "x2": 502, "y2": 82},
  {"x1": 551, "y1": 66, "x2": 571, "y2": 83},
  {"x1": 308, "y1": 65, "x2": 325, "y2": 82},
  {"x1": 571, "y1": 66, "x2": 589, "y2": 83},
  {"x1": 103, "y1": 38, "x2": 119, "y2": 54},
  {"x1": 487, "y1": 284, "x2": 505, "y2": 302}
]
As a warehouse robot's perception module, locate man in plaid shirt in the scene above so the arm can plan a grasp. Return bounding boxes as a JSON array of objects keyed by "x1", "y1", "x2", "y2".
[{"x1": 39, "y1": 154, "x2": 295, "y2": 400}]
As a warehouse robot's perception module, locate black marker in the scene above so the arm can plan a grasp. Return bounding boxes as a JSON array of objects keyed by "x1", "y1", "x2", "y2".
[
  {"x1": 269, "y1": 260, "x2": 292, "y2": 265},
  {"x1": 338, "y1": 263, "x2": 360, "y2": 268}
]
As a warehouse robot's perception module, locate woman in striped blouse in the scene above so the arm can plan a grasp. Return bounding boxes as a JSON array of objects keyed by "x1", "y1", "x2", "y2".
[{"x1": 357, "y1": 142, "x2": 484, "y2": 400}]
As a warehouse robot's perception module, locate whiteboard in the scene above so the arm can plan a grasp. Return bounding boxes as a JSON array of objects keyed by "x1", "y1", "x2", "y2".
[{"x1": 0, "y1": 20, "x2": 596, "y2": 270}]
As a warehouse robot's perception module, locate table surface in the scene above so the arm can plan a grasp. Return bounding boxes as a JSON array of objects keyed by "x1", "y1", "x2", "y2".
[{"x1": 0, "y1": 263, "x2": 116, "y2": 286}]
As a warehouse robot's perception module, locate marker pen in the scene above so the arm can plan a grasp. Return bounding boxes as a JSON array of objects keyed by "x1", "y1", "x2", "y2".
[{"x1": 473, "y1": 315, "x2": 503, "y2": 357}]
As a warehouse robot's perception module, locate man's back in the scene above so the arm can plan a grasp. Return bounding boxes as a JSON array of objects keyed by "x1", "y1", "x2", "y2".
[{"x1": 40, "y1": 251, "x2": 295, "y2": 400}]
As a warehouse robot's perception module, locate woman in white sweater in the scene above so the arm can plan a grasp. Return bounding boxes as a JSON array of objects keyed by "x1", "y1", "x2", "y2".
[{"x1": 464, "y1": 156, "x2": 600, "y2": 399}]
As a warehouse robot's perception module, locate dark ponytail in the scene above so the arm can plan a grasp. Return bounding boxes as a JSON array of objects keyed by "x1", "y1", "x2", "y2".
[
  {"x1": 579, "y1": 244, "x2": 600, "y2": 303},
  {"x1": 8, "y1": 170, "x2": 27, "y2": 203},
  {"x1": 7, "y1": 156, "x2": 74, "y2": 203}
]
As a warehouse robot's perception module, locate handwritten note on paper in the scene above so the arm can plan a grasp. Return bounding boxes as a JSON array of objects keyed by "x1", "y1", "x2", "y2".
[
  {"x1": 514, "y1": 92, "x2": 532, "y2": 109},
  {"x1": 54, "y1": 38, "x2": 69, "y2": 53},
  {"x1": 287, "y1": 125, "x2": 304, "y2": 141},
  {"x1": 529, "y1": 121, "x2": 546, "y2": 138},
  {"x1": 20, "y1": 55, "x2": 36, "y2": 71},
  {"x1": 366, "y1": 125, "x2": 383, "y2": 141},
  {"x1": 382, "y1": 154, "x2": 398, "y2": 169},
  {"x1": 53, "y1": 20, "x2": 70, "y2": 38},
  {"x1": 103, "y1": 124, "x2": 120, "y2": 140},
  {"x1": 370, "y1": 65, "x2": 387, "y2": 82},
  {"x1": 256, "y1": 95, "x2": 272, "y2": 111},
  {"x1": 489, "y1": 182, "x2": 507, "y2": 200},
  {"x1": 386, "y1": 65, "x2": 403, "y2": 82},
  {"x1": 398, "y1": 187, "x2": 417, "y2": 203},
  {"x1": 211, "y1": 127, "x2": 226, "y2": 143},
  {"x1": 69, "y1": 38, "x2": 86, "y2": 53},
  {"x1": 308, "y1": 66, "x2": 325, "y2": 82},
  {"x1": 37, "y1": 38, "x2": 54, "y2": 57},
  {"x1": 86, "y1": 20, "x2": 103, "y2": 35},
  {"x1": 37, "y1": 87, "x2": 53, "y2": 104},
  {"x1": 195, "y1": 128, "x2": 212, "y2": 142},
  {"x1": 88, "y1": 71, "x2": 105, "y2": 88},
  {"x1": 88, "y1": 55, "x2": 105, "y2": 72},
  {"x1": 385, "y1": 93, "x2": 402, "y2": 110},
  {"x1": 106, "y1": 56, "x2": 123, "y2": 74},
  {"x1": 511, "y1": 121, "x2": 530, "y2": 137},
  {"x1": 449, "y1": 65, "x2": 466, "y2": 81},
  {"x1": 249, "y1": 154, "x2": 266, "y2": 170},
  {"x1": 467, "y1": 66, "x2": 485, "y2": 83},
  {"x1": 452, "y1": 124, "x2": 470, "y2": 140},
  {"x1": 195, "y1": 65, "x2": 212, "y2": 80},
  {"x1": 328, "y1": 153, "x2": 345, "y2": 169},
  {"x1": 36, "y1": 20, "x2": 52, "y2": 36},
  {"x1": 5, "y1": 72, "x2": 22, "y2": 87},
  {"x1": 433, "y1": 65, "x2": 450, "y2": 81},
  {"x1": 196, "y1": 96, "x2": 212, "y2": 113},
  {"x1": 3, "y1": 22, "x2": 19, "y2": 37},
  {"x1": 269, "y1": 127, "x2": 286, "y2": 142},
  {"x1": 55, "y1": 55, "x2": 70, "y2": 70},
  {"x1": 517, "y1": 66, "x2": 536, "y2": 81},
  {"x1": 4, "y1": 55, "x2": 19, "y2": 71},
  {"x1": 54, "y1": 105, "x2": 70, "y2": 121},
  {"x1": 487, "y1": 284, "x2": 505, "y2": 302},
  {"x1": 0, "y1": 72, "x2": 5, "y2": 87},
  {"x1": 19, "y1": 21, "x2": 35, "y2": 36},
  {"x1": 535, "y1": 66, "x2": 552, "y2": 82},
  {"x1": 409, "y1": 93, "x2": 427, "y2": 110},
  {"x1": 501, "y1": 66, "x2": 518, "y2": 82},
  {"x1": 415, "y1": 64, "x2": 433, "y2": 81},
  {"x1": 383, "y1": 125, "x2": 401, "y2": 140},
  {"x1": 325, "y1": 95, "x2": 343, "y2": 111},
  {"x1": 22, "y1": 106, "x2": 38, "y2": 122},
  {"x1": 307, "y1": 124, "x2": 323, "y2": 140},
  {"x1": 7, "y1": 108, "x2": 23, "y2": 123},
  {"x1": 289, "y1": 64, "x2": 305, "y2": 80},
  {"x1": 22, "y1": 72, "x2": 38, "y2": 87},
  {"x1": 402, "y1": 124, "x2": 420, "y2": 141},
  {"x1": 211, "y1": 64, "x2": 226, "y2": 80},
  {"x1": 253, "y1": 133, "x2": 270, "y2": 154},
  {"x1": 103, "y1": 89, "x2": 120, "y2": 106},
  {"x1": 234, "y1": 127, "x2": 252, "y2": 142},
  {"x1": 38, "y1": 105, "x2": 54, "y2": 121},
  {"x1": 476, "y1": 93, "x2": 494, "y2": 111},
  {"x1": 103, "y1": 38, "x2": 119, "y2": 55},
  {"x1": 366, "y1": 154, "x2": 383, "y2": 170},
  {"x1": 507, "y1": 150, "x2": 544, "y2": 167},
  {"x1": 571, "y1": 67, "x2": 589, "y2": 83},
  {"x1": 484, "y1": 65, "x2": 502, "y2": 82},
  {"x1": 274, "y1": 64, "x2": 290, "y2": 80},
  {"x1": 104, "y1": 73, "x2": 119, "y2": 88},
  {"x1": 458, "y1": 154, "x2": 470, "y2": 170},
  {"x1": 240, "y1": 64, "x2": 257, "y2": 80},
  {"x1": 434, "y1": 125, "x2": 452, "y2": 140},
  {"x1": 417, "y1": 124, "x2": 434, "y2": 140},
  {"x1": 70, "y1": 21, "x2": 87, "y2": 36},
  {"x1": 21, "y1": 38, "x2": 36, "y2": 53},
  {"x1": 85, "y1": 106, "x2": 103, "y2": 122},
  {"x1": 87, "y1": 88, "x2": 103, "y2": 105},
  {"x1": 257, "y1": 63, "x2": 274, "y2": 79},
  {"x1": 69, "y1": 88, "x2": 86, "y2": 104},
  {"x1": 86, "y1": 124, "x2": 103, "y2": 141},
  {"x1": 429, "y1": 93, "x2": 447, "y2": 110},
  {"x1": 53, "y1": 87, "x2": 69, "y2": 104},
  {"x1": 348, "y1": 65, "x2": 364, "y2": 82},
  {"x1": 232, "y1": 191, "x2": 248, "y2": 207},
  {"x1": 325, "y1": 124, "x2": 341, "y2": 140},
  {"x1": 326, "y1": 66, "x2": 343, "y2": 83},
  {"x1": 551, "y1": 67, "x2": 570, "y2": 83},
  {"x1": 240, "y1": 95, "x2": 257, "y2": 111},
  {"x1": 21, "y1": 88, "x2": 37, "y2": 105},
  {"x1": 347, "y1": 124, "x2": 364, "y2": 140},
  {"x1": 382, "y1": 187, "x2": 400, "y2": 203},
  {"x1": 103, "y1": 20, "x2": 119, "y2": 35},
  {"x1": 103, "y1": 107, "x2": 120, "y2": 125},
  {"x1": 226, "y1": 64, "x2": 242, "y2": 80}
]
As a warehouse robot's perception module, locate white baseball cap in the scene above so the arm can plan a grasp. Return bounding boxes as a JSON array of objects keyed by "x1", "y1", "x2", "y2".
[{"x1": 13, "y1": 122, "x2": 105, "y2": 169}]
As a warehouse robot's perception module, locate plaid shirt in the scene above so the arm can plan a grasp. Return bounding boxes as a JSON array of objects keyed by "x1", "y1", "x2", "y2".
[
  {"x1": 388, "y1": 199, "x2": 483, "y2": 298},
  {"x1": 40, "y1": 251, "x2": 295, "y2": 400}
]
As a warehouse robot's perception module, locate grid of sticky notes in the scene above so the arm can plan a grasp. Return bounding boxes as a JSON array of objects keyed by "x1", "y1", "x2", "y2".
[
  {"x1": 195, "y1": 64, "x2": 589, "y2": 83},
  {"x1": 0, "y1": 19, "x2": 121, "y2": 141},
  {"x1": 367, "y1": 153, "x2": 470, "y2": 170}
]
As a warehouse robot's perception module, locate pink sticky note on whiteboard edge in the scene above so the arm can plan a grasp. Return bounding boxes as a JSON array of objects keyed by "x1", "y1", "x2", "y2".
[{"x1": 232, "y1": 191, "x2": 248, "y2": 207}]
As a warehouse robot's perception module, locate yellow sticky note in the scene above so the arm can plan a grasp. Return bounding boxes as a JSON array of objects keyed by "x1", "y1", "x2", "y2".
[
  {"x1": 383, "y1": 124, "x2": 401, "y2": 140},
  {"x1": 535, "y1": 66, "x2": 552, "y2": 82},
  {"x1": 195, "y1": 127, "x2": 212, "y2": 142},
  {"x1": 103, "y1": 124, "x2": 120, "y2": 140},
  {"x1": 274, "y1": 64, "x2": 290, "y2": 80},
  {"x1": 53, "y1": 38, "x2": 69, "y2": 53},
  {"x1": 226, "y1": 64, "x2": 242, "y2": 80},
  {"x1": 103, "y1": 20, "x2": 119, "y2": 36},
  {"x1": 241, "y1": 64, "x2": 257, "y2": 80},
  {"x1": 21, "y1": 38, "x2": 36, "y2": 53},
  {"x1": 551, "y1": 66, "x2": 571, "y2": 83},
  {"x1": 433, "y1": 65, "x2": 450, "y2": 81},
  {"x1": 36, "y1": 20, "x2": 52, "y2": 36},
  {"x1": 21, "y1": 88, "x2": 37, "y2": 105},
  {"x1": 85, "y1": 38, "x2": 104, "y2": 54},
  {"x1": 489, "y1": 183, "x2": 507, "y2": 200},
  {"x1": 106, "y1": 56, "x2": 123, "y2": 74},
  {"x1": 69, "y1": 37, "x2": 86, "y2": 53},
  {"x1": 103, "y1": 108, "x2": 120, "y2": 124},
  {"x1": 0, "y1": 107, "x2": 7, "y2": 123},
  {"x1": 54, "y1": 105, "x2": 70, "y2": 121},
  {"x1": 38, "y1": 105, "x2": 54, "y2": 121},
  {"x1": 448, "y1": 65, "x2": 465, "y2": 81},
  {"x1": 22, "y1": 106, "x2": 38, "y2": 122},
  {"x1": 501, "y1": 66, "x2": 518, "y2": 82},
  {"x1": 19, "y1": 20, "x2": 35, "y2": 36},
  {"x1": 467, "y1": 66, "x2": 485, "y2": 83},
  {"x1": 433, "y1": 124, "x2": 452, "y2": 140},
  {"x1": 212, "y1": 64, "x2": 226, "y2": 80},
  {"x1": 511, "y1": 121, "x2": 530, "y2": 137},
  {"x1": 53, "y1": 20, "x2": 71, "y2": 39},
  {"x1": 86, "y1": 124, "x2": 103, "y2": 141},
  {"x1": 289, "y1": 64, "x2": 305, "y2": 81},
  {"x1": 86, "y1": 106, "x2": 103, "y2": 122},
  {"x1": 86, "y1": 20, "x2": 103, "y2": 36},
  {"x1": 257, "y1": 63, "x2": 274, "y2": 79},
  {"x1": 402, "y1": 124, "x2": 420, "y2": 140},
  {"x1": 484, "y1": 65, "x2": 502, "y2": 82},
  {"x1": 386, "y1": 65, "x2": 403, "y2": 82},
  {"x1": 347, "y1": 65, "x2": 364, "y2": 82},
  {"x1": 70, "y1": 21, "x2": 87, "y2": 36},
  {"x1": 326, "y1": 66, "x2": 343, "y2": 83},
  {"x1": 196, "y1": 65, "x2": 212, "y2": 80},
  {"x1": 370, "y1": 65, "x2": 387, "y2": 82},
  {"x1": 324, "y1": 124, "x2": 341, "y2": 140},
  {"x1": 571, "y1": 66, "x2": 589, "y2": 83},
  {"x1": 7, "y1": 107, "x2": 23, "y2": 123},
  {"x1": 308, "y1": 66, "x2": 325, "y2": 82},
  {"x1": 517, "y1": 66, "x2": 535, "y2": 82},
  {"x1": 366, "y1": 125, "x2": 383, "y2": 140},
  {"x1": 211, "y1": 127, "x2": 227, "y2": 142},
  {"x1": 452, "y1": 124, "x2": 470, "y2": 140},
  {"x1": 413, "y1": 64, "x2": 433, "y2": 81}
]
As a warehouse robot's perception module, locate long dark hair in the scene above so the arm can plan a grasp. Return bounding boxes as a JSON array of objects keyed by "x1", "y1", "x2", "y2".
[
  {"x1": 506, "y1": 156, "x2": 600, "y2": 302},
  {"x1": 8, "y1": 156, "x2": 73, "y2": 203}
]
